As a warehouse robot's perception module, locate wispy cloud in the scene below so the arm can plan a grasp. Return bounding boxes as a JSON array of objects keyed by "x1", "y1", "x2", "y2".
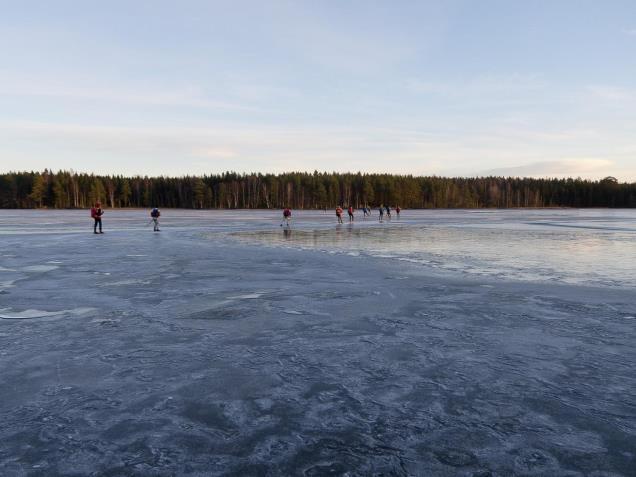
[
  {"x1": 0, "y1": 77, "x2": 259, "y2": 112},
  {"x1": 194, "y1": 148, "x2": 239, "y2": 159},
  {"x1": 483, "y1": 159, "x2": 614, "y2": 178},
  {"x1": 2, "y1": 117, "x2": 634, "y2": 180},
  {"x1": 405, "y1": 73, "x2": 546, "y2": 98},
  {"x1": 587, "y1": 85, "x2": 635, "y2": 102}
]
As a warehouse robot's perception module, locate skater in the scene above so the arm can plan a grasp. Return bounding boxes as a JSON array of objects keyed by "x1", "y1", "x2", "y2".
[
  {"x1": 363, "y1": 206, "x2": 370, "y2": 217},
  {"x1": 385, "y1": 205, "x2": 391, "y2": 220},
  {"x1": 91, "y1": 202, "x2": 104, "y2": 234},
  {"x1": 336, "y1": 206, "x2": 344, "y2": 224},
  {"x1": 282, "y1": 207, "x2": 292, "y2": 227},
  {"x1": 347, "y1": 205, "x2": 354, "y2": 222},
  {"x1": 150, "y1": 207, "x2": 161, "y2": 231},
  {"x1": 396, "y1": 206, "x2": 401, "y2": 218},
  {"x1": 378, "y1": 205, "x2": 384, "y2": 222}
]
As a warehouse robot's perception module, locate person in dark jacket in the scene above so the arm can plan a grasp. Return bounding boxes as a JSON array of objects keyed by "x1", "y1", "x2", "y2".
[
  {"x1": 151, "y1": 207, "x2": 161, "y2": 232},
  {"x1": 282, "y1": 207, "x2": 292, "y2": 227},
  {"x1": 91, "y1": 202, "x2": 104, "y2": 234}
]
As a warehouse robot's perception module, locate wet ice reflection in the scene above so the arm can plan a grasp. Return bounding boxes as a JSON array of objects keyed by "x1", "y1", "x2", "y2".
[{"x1": 233, "y1": 210, "x2": 636, "y2": 288}]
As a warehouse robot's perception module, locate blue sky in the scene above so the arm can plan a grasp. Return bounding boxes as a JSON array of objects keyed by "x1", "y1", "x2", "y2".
[{"x1": 1, "y1": 0, "x2": 635, "y2": 179}]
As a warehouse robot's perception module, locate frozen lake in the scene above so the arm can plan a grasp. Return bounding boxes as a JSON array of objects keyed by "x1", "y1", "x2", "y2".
[{"x1": 1, "y1": 209, "x2": 635, "y2": 475}]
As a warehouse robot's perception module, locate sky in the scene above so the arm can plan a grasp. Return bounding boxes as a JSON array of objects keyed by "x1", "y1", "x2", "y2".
[{"x1": 1, "y1": 0, "x2": 635, "y2": 180}]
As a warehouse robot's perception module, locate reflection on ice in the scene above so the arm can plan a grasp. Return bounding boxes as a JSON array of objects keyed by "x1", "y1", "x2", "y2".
[{"x1": 232, "y1": 211, "x2": 636, "y2": 289}]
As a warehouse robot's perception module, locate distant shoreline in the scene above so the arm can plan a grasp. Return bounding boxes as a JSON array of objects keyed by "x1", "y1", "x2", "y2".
[{"x1": 2, "y1": 171, "x2": 634, "y2": 209}]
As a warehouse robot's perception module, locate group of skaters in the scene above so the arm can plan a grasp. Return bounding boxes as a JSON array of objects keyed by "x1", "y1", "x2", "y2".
[
  {"x1": 377, "y1": 205, "x2": 401, "y2": 222},
  {"x1": 282, "y1": 205, "x2": 401, "y2": 227},
  {"x1": 90, "y1": 202, "x2": 401, "y2": 233},
  {"x1": 90, "y1": 202, "x2": 161, "y2": 234},
  {"x1": 344, "y1": 204, "x2": 401, "y2": 223}
]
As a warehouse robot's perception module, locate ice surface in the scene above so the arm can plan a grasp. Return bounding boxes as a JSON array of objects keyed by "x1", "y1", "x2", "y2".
[{"x1": 0, "y1": 209, "x2": 635, "y2": 475}]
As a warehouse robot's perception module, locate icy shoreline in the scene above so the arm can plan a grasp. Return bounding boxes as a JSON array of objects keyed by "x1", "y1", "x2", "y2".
[{"x1": 1, "y1": 211, "x2": 635, "y2": 475}]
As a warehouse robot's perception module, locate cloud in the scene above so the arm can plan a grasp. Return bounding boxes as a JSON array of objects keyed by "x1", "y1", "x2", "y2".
[
  {"x1": 405, "y1": 73, "x2": 546, "y2": 98},
  {"x1": 0, "y1": 76, "x2": 259, "y2": 112},
  {"x1": 1, "y1": 120, "x2": 634, "y2": 181},
  {"x1": 623, "y1": 28, "x2": 636, "y2": 36},
  {"x1": 587, "y1": 85, "x2": 635, "y2": 102},
  {"x1": 483, "y1": 159, "x2": 615, "y2": 178},
  {"x1": 194, "y1": 148, "x2": 238, "y2": 159}
]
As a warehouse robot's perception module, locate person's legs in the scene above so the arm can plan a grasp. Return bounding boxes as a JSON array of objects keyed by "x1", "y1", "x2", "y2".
[
  {"x1": 98, "y1": 218, "x2": 102, "y2": 233},
  {"x1": 94, "y1": 218, "x2": 98, "y2": 233}
]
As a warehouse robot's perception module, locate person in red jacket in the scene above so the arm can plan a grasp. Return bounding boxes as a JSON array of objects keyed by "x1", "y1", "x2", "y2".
[
  {"x1": 90, "y1": 202, "x2": 104, "y2": 234},
  {"x1": 335, "y1": 206, "x2": 344, "y2": 224},
  {"x1": 347, "y1": 205, "x2": 354, "y2": 222}
]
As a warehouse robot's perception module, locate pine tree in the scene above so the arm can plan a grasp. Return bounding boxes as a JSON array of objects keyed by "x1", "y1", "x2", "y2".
[{"x1": 28, "y1": 175, "x2": 47, "y2": 207}]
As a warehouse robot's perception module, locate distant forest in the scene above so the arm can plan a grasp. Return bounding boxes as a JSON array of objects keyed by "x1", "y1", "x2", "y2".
[{"x1": 1, "y1": 170, "x2": 634, "y2": 209}]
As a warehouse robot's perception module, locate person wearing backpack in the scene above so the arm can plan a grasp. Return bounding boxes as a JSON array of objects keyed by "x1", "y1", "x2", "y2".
[
  {"x1": 150, "y1": 207, "x2": 161, "y2": 232},
  {"x1": 91, "y1": 202, "x2": 104, "y2": 234}
]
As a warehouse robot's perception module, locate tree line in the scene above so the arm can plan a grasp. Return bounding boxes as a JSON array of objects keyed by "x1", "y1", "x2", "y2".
[{"x1": 0, "y1": 170, "x2": 634, "y2": 209}]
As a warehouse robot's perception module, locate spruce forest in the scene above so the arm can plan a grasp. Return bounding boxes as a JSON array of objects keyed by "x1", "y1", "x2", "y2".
[{"x1": 1, "y1": 170, "x2": 634, "y2": 209}]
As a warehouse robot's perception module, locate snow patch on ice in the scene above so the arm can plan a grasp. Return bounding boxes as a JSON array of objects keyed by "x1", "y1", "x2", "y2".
[
  {"x1": 22, "y1": 265, "x2": 58, "y2": 272},
  {"x1": 0, "y1": 309, "x2": 63, "y2": 319},
  {"x1": 102, "y1": 279, "x2": 150, "y2": 287},
  {"x1": 0, "y1": 279, "x2": 17, "y2": 290},
  {"x1": 229, "y1": 293, "x2": 264, "y2": 299},
  {"x1": 0, "y1": 307, "x2": 95, "y2": 320}
]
